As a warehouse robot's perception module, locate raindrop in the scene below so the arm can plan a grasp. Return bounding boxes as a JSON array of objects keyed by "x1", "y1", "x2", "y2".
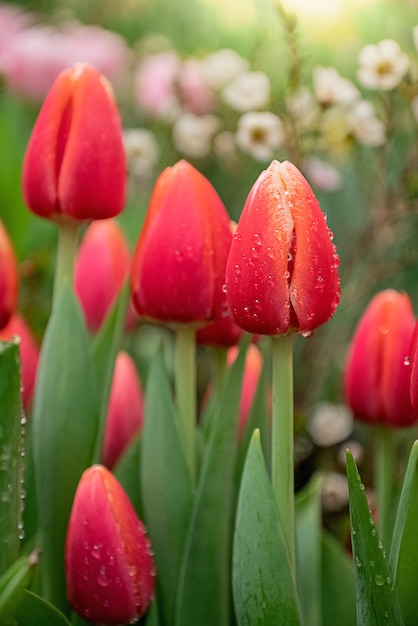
[
  {"x1": 91, "y1": 544, "x2": 102, "y2": 560},
  {"x1": 404, "y1": 356, "x2": 410, "y2": 366},
  {"x1": 96, "y1": 566, "x2": 110, "y2": 588},
  {"x1": 355, "y1": 556, "x2": 362, "y2": 568},
  {"x1": 287, "y1": 252, "x2": 292, "y2": 262},
  {"x1": 301, "y1": 330, "x2": 313, "y2": 338},
  {"x1": 379, "y1": 323, "x2": 390, "y2": 335},
  {"x1": 359, "y1": 483, "x2": 365, "y2": 491},
  {"x1": 375, "y1": 574, "x2": 385, "y2": 586}
]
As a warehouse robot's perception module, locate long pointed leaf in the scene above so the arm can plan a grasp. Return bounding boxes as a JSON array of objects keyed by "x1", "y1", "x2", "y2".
[
  {"x1": 0, "y1": 549, "x2": 39, "y2": 624},
  {"x1": 233, "y1": 429, "x2": 302, "y2": 626},
  {"x1": 321, "y1": 532, "x2": 356, "y2": 626},
  {"x1": 0, "y1": 339, "x2": 23, "y2": 577},
  {"x1": 32, "y1": 283, "x2": 99, "y2": 613},
  {"x1": 389, "y1": 440, "x2": 418, "y2": 625},
  {"x1": 16, "y1": 590, "x2": 71, "y2": 626},
  {"x1": 175, "y1": 341, "x2": 247, "y2": 626},
  {"x1": 346, "y1": 450, "x2": 404, "y2": 626},
  {"x1": 141, "y1": 351, "x2": 193, "y2": 626}
]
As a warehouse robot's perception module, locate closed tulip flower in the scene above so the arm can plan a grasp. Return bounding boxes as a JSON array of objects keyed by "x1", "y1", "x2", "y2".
[
  {"x1": 75, "y1": 219, "x2": 131, "y2": 332},
  {"x1": 131, "y1": 160, "x2": 232, "y2": 325},
  {"x1": 101, "y1": 351, "x2": 144, "y2": 469},
  {"x1": 344, "y1": 289, "x2": 416, "y2": 427},
  {"x1": 0, "y1": 219, "x2": 18, "y2": 329},
  {"x1": 22, "y1": 63, "x2": 126, "y2": 223},
  {"x1": 65, "y1": 465, "x2": 155, "y2": 625},
  {"x1": 410, "y1": 321, "x2": 418, "y2": 415},
  {"x1": 225, "y1": 159, "x2": 340, "y2": 336}
]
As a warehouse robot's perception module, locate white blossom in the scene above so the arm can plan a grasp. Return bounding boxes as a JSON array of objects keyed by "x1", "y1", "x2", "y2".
[
  {"x1": 172, "y1": 113, "x2": 219, "y2": 158},
  {"x1": 348, "y1": 100, "x2": 386, "y2": 146},
  {"x1": 221, "y1": 71, "x2": 270, "y2": 112},
  {"x1": 313, "y1": 66, "x2": 360, "y2": 105},
  {"x1": 357, "y1": 39, "x2": 409, "y2": 91},
  {"x1": 286, "y1": 86, "x2": 320, "y2": 128},
  {"x1": 308, "y1": 402, "x2": 353, "y2": 447},
  {"x1": 235, "y1": 111, "x2": 284, "y2": 161},
  {"x1": 123, "y1": 128, "x2": 159, "y2": 178},
  {"x1": 201, "y1": 48, "x2": 249, "y2": 90}
]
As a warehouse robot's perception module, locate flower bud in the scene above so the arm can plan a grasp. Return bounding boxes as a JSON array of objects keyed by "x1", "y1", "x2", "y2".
[
  {"x1": 344, "y1": 289, "x2": 416, "y2": 427},
  {"x1": 225, "y1": 160, "x2": 341, "y2": 336},
  {"x1": 0, "y1": 219, "x2": 18, "y2": 329},
  {"x1": 75, "y1": 219, "x2": 130, "y2": 332},
  {"x1": 22, "y1": 63, "x2": 126, "y2": 223},
  {"x1": 130, "y1": 160, "x2": 232, "y2": 325},
  {"x1": 101, "y1": 351, "x2": 144, "y2": 469},
  {"x1": 65, "y1": 465, "x2": 155, "y2": 625},
  {"x1": 0, "y1": 313, "x2": 39, "y2": 410},
  {"x1": 409, "y1": 321, "x2": 418, "y2": 415}
]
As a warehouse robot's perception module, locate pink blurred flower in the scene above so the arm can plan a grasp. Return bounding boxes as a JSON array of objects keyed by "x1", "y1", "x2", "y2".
[
  {"x1": 177, "y1": 58, "x2": 215, "y2": 114},
  {"x1": 75, "y1": 219, "x2": 131, "y2": 332},
  {"x1": 0, "y1": 3, "x2": 34, "y2": 69},
  {"x1": 102, "y1": 351, "x2": 144, "y2": 469},
  {"x1": 2, "y1": 21, "x2": 131, "y2": 101},
  {"x1": 0, "y1": 313, "x2": 39, "y2": 411},
  {"x1": 230, "y1": 343, "x2": 264, "y2": 439},
  {"x1": 134, "y1": 50, "x2": 180, "y2": 119}
]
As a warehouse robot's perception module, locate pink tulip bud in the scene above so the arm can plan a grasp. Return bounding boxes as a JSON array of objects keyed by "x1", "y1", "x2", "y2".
[
  {"x1": 0, "y1": 313, "x2": 39, "y2": 410},
  {"x1": 130, "y1": 160, "x2": 232, "y2": 325},
  {"x1": 344, "y1": 289, "x2": 416, "y2": 427},
  {"x1": 75, "y1": 219, "x2": 131, "y2": 332},
  {"x1": 0, "y1": 220, "x2": 18, "y2": 329},
  {"x1": 101, "y1": 351, "x2": 144, "y2": 469},
  {"x1": 225, "y1": 160, "x2": 341, "y2": 336},
  {"x1": 65, "y1": 465, "x2": 155, "y2": 625},
  {"x1": 22, "y1": 63, "x2": 126, "y2": 223},
  {"x1": 229, "y1": 343, "x2": 264, "y2": 439}
]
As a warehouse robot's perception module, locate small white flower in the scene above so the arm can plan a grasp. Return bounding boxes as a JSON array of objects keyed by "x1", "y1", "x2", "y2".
[
  {"x1": 172, "y1": 113, "x2": 219, "y2": 158},
  {"x1": 286, "y1": 86, "x2": 320, "y2": 128},
  {"x1": 235, "y1": 111, "x2": 284, "y2": 161},
  {"x1": 123, "y1": 128, "x2": 159, "y2": 178},
  {"x1": 348, "y1": 100, "x2": 386, "y2": 146},
  {"x1": 221, "y1": 71, "x2": 270, "y2": 112},
  {"x1": 357, "y1": 39, "x2": 409, "y2": 91},
  {"x1": 313, "y1": 66, "x2": 360, "y2": 105},
  {"x1": 201, "y1": 48, "x2": 249, "y2": 90},
  {"x1": 308, "y1": 402, "x2": 353, "y2": 447}
]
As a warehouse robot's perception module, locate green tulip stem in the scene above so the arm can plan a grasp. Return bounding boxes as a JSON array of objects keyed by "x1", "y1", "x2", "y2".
[
  {"x1": 213, "y1": 346, "x2": 228, "y2": 395},
  {"x1": 53, "y1": 221, "x2": 79, "y2": 309},
  {"x1": 375, "y1": 425, "x2": 395, "y2": 548},
  {"x1": 174, "y1": 324, "x2": 197, "y2": 483},
  {"x1": 271, "y1": 333, "x2": 295, "y2": 581}
]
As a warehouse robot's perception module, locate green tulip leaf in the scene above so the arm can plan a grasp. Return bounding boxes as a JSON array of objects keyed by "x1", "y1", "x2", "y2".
[
  {"x1": 32, "y1": 282, "x2": 99, "y2": 613},
  {"x1": 0, "y1": 339, "x2": 23, "y2": 577},
  {"x1": 295, "y1": 474, "x2": 323, "y2": 626},
  {"x1": 175, "y1": 341, "x2": 247, "y2": 626},
  {"x1": 321, "y1": 531, "x2": 356, "y2": 626},
  {"x1": 389, "y1": 440, "x2": 418, "y2": 625},
  {"x1": 346, "y1": 450, "x2": 404, "y2": 626},
  {"x1": 0, "y1": 549, "x2": 39, "y2": 625},
  {"x1": 141, "y1": 350, "x2": 193, "y2": 626},
  {"x1": 233, "y1": 429, "x2": 302, "y2": 626},
  {"x1": 16, "y1": 589, "x2": 71, "y2": 626}
]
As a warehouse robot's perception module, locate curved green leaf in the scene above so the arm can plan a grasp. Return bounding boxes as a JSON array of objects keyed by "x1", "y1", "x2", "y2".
[
  {"x1": 0, "y1": 549, "x2": 39, "y2": 624},
  {"x1": 32, "y1": 283, "x2": 99, "y2": 613},
  {"x1": 389, "y1": 440, "x2": 418, "y2": 625},
  {"x1": 233, "y1": 430, "x2": 302, "y2": 626},
  {"x1": 346, "y1": 450, "x2": 404, "y2": 626},
  {"x1": 16, "y1": 589, "x2": 71, "y2": 626}
]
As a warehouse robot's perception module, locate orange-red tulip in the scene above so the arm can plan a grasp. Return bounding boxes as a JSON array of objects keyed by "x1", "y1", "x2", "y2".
[
  {"x1": 0, "y1": 220, "x2": 18, "y2": 329},
  {"x1": 130, "y1": 160, "x2": 232, "y2": 325},
  {"x1": 75, "y1": 219, "x2": 130, "y2": 332},
  {"x1": 101, "y1": 351, "x2": 144, "y2": 469},
  {"x1": 65, "y1": 465, "x2": 155, "y2": 625},
  {"x1": 22, "y1": 63, "x2": 126, "y2": 223},
  {"x1": 225, "y1": 160, "x2": 341, "y2": 336},
  {"x1": 344, "y1": 289, "x2": 416, "y2": 427},
  {"x1": 0, "y1": 313, "x2": 39, "y2": 410}
]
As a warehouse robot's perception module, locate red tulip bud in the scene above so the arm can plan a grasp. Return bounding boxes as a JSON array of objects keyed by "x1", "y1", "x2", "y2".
[
  {"x1": 344, "y1": 289, "x2": 416, "y2": 427},
  {"x1": 75, "y1": 219, "x2": 131, "y2": 332},
  {"x1": 229, "y1": 343, "x2": 264, "y2": 439},
  {"x1": 101, "y1": 351, "x2": 144, "y2": 469},
  {"x1": 409, "y1": 321, "x2": 418, "y2": 415},
  {"x1": 225, "y1": 160, "x2": 341, "y2": 336},
  {"x1": 0, "y1": 313, "x2": 39, "y2": 410},
  {"x1": 0, "y1": 220, "x2": 18, "y2": 329},
  {"x1": 130, "y1": 160, "x2": 232, "y2": 324},
  {"x1": 22, "y1": 63, "x2": 126, "y2": 223},
  {"x1": 65, "y1": 465, "x2": 155, "y2": 625}
]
